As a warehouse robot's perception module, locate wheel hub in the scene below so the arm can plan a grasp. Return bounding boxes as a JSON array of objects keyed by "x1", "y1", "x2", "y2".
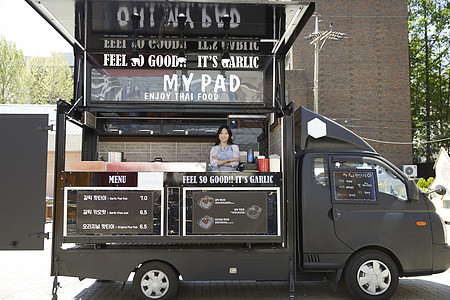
[
  {"x1": 357, "y1": 259, "x2": 391, "y2": 295},
  {"x1": 141, "y1": 270, "x2": 170, "y2": 299}
]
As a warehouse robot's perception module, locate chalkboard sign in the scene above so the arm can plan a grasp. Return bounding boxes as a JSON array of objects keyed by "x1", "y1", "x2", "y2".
[
  {"x1": 332, "y1": 170, "x2": 377, "y2": 202},
  {"x1": 75, "y1": 190, "x2": 156, "y2": 235}
]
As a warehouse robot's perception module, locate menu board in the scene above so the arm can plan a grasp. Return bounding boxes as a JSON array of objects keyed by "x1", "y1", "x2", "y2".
[
  {"x1": 332, "y1": 170, "x2": 377, "y2": 202},
  {"x1": 76, "y1": 190, "x2": 155, "y2": 235},
  {"x1": 192, "y1": 191, "x2": 268, "y2": 234}
]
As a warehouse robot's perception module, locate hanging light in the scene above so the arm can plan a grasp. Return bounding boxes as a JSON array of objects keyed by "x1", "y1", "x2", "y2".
[
  {"x1": 221, "y1": 13, "x2": 231, "y2": 31},
  {"x1": 177, "y1": 50, "x2": 187, "y2": 64},
  {"x1": 177, "y1": 13, "x2": 187, "y2": 30},
  {"x1": 130, "y1": 49, "x2": 140, "y2": 65},
  {"x1": 221, "y1": 50, "x2": 231, "y2": 66}
]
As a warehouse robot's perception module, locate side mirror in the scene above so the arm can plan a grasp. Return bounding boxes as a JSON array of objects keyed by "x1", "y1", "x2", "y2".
[
  {"x1": 426, "y1": 184, "x2": 447, "y2": 196},
  {"x1": 406, "y1": 179, "x2": 420, "y2": 202}
]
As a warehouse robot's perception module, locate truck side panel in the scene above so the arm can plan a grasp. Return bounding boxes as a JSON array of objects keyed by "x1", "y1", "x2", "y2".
[{"x1": 56, "y1": 248, "x2": 291, "y2": 281}]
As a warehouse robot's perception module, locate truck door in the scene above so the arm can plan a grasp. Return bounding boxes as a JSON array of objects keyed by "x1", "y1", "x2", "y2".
[
  {"x1": 0, "y1": 114, "x2": 49, "y2": 250},
  {"x1": 299, "y1": 154, "x2": 352, "y2": 270},
  {"x1": 329, "y1": 155, "x2": 433, "y2": 271}
]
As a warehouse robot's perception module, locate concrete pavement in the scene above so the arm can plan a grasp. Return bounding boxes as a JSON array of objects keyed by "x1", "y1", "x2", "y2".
[{"x1": 0, "y1": 223, "x2": 449, "y2": 299}]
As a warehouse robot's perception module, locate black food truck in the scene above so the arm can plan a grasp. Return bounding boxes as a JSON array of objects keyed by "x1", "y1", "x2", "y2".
[{"x1": 1, "y1": 1, "x2": 449, "y2": 299}]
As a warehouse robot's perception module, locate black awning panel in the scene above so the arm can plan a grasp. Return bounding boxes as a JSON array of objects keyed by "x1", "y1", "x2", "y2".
[{"x1": 27, "y1": 0, "x2": 314, "y2": 56}]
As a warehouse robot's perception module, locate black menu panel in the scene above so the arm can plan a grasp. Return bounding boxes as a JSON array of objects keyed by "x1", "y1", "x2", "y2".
[
  {"x1": 332, "y1": 170, "x2": 377, "y2": 202},
  {"x1": 76, "y1": 190, "x2": 155, "y2": 234},
  {"x1": 192, "y1": 191, "x2": 268, "y2": 234}
]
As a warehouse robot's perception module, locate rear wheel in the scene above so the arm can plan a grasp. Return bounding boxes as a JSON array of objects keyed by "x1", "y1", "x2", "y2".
[
  {"x1": 344, "y1": 250, "x2": 399, "y2": 299},
  {"x1": 132, "y1": 261, "x2": 179, "y2": 300}
]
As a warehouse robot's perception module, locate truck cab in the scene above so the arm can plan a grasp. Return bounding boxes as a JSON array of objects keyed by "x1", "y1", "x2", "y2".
[{"x1": 296, "y1": 107, "x2": 450, "y2": 299}]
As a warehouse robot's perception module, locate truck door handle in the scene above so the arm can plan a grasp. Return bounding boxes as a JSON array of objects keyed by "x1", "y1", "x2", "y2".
[{"x1": 330, "y1": 208, "x2": 342, "y2": 222}]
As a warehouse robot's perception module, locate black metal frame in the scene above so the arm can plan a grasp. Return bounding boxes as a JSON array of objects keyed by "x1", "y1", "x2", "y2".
[{"x1": 47, "y1": 0, "x2": 316, "y2": 285}]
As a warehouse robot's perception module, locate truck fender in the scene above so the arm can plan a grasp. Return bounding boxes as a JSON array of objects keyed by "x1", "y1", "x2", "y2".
[
  {"x1": 344, "y1": 246, "x2": 404, "y2": 277},
  {"x1": 134, "y1": 259, "x2": 181, "y2": 277}
]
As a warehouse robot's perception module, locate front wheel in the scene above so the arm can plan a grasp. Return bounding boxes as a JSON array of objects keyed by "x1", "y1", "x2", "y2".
[
  {"x1": 344, "y1": 250, "x2": 399, "y2": 299},
  {"x1": 132, "y1": 261, "x2": 179, "y2": 300}
]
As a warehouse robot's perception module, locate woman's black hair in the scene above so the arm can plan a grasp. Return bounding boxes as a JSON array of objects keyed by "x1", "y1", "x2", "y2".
[{"x1": 215, "y1": 125, "x2": 233, "y2": 145}]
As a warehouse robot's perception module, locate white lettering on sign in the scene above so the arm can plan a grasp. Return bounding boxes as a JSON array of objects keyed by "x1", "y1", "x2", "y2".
[
  {"x1": 182, "y1": 73, "x2": 194, "y2": 91},
  {"x1": 196, "y1": 41, "x2": 260, "y2": 52},
  {"x1": 163, "y1": 73, "x2": 240, "y2": 93},
  {"x1": 197, "y1": 55, "x2": 258, "y2": 69},
  {"x1": 101, "y1": 53, "x2": 258, "y2": 70},
  {"x1": 214, "y1": 75, "x2": 226, "y2": 92},
  {"x1": 115, "y1": 3, "x2": 240, "y2": 30},
  {"x1": 201, "y1": 6, "x2": 212, "y2": 28},
  {"x1": 104, "y1": 39, "x2": 127, "y2": 49},
  {"x1": 102, "y1": 39, "x2": 260, "y2": 52},
  {"x1": 109, "y1": 175, "x2": 127, "y2": 184},
  {"x1": 229, "y1": 75, "x2": 240, "y2": 92},
  {"x1": 164, "y1": 75, "x2": 178, "y2": 92},
  {"x1": 148, "y1": 40, "x2": 186, "y2": 50},
  {"x1": 148, "y1": 54, "x2": 185, "y2": 68},
  {"x1": 145, "y1": 92, "x2": 171, "y2": 100},
  {"x1": 222, "y1": 56, "x2": 259, "y2": 69},
  {"x1": 249, "y1": 175, "x2": 274, "y2": 184},
  {"x1": 182, "y1": 176, "x2": 198, "y2": 184},
  {"x1": 227, "y1": 41, "x2": 259, "y2": 51},
  {"x1": 103, "y1": 54, "x2": 128, "y2": 67},
  {"x1": 209, "y1": 175, "x2": 234, "y2": 184},
  {"x1": 201, "y1": 74, "x2": 212, "y2": 92}
]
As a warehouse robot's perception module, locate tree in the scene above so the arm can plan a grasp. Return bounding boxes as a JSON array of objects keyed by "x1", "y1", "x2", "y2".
[
  {"x1": 27, "y1": 53, "x2": 73, "y2": 104},
  {"x1": 0, "y1": 36, "x2": 26, "y2": 103},
  {"x1": 408, "y1": 0, "x2": 450, "y2": 163}
]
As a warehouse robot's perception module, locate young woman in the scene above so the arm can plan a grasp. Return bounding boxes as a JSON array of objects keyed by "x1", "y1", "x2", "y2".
[{"x1": 210, "y1": 125, "x2": 240, "y2": 171}]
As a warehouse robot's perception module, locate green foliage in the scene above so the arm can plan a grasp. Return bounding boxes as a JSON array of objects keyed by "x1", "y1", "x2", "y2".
[
  {"x1": 26, "y1": 53, "x2": 73, "y2": 104},
  {"x1": 0, "y1": 36, "x2": 27, "y2": 103},
  {"x1": 408, "y1": 0, "x2": 450, "y2": 163},
  {"x1": 426, "y1": 176, "x2": 434, "y2": 187},
  {"x1": 416, "y1": 177, "x2": 435, "y2": 191},
  {"x1": 0, "y1": 36, "x2": 73, "y2": 104},
  {"x1": 416, "y1": 178, "x2": 427, "y2": 190}
]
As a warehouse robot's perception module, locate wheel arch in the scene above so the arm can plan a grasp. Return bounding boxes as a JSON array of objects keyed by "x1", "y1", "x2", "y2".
[
  {"x1": 133, "y1": 259, "x2": 181, "y2": 277},
  {"x1": 344, "y1": 246, "x2": 404, "y2": 277}
]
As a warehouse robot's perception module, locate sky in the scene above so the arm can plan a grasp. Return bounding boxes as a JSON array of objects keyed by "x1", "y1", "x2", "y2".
[{"x1": 0, "y1": 0, "x2": 72, "y2": 57}]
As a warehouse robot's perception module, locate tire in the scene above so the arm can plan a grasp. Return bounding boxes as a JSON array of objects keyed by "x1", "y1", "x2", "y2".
[
  {"x1": 132, "y1": 261, "x2": 179, "y2": 300},
  {"x1": 344, "y1": 250, "x2": 399, "y2": 299}
]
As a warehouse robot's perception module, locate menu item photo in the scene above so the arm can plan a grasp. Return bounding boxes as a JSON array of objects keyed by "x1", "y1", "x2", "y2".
[
  {"x1": 197, "y1": 195, "x2": 214, "y2": 210},
  {"x1": 245, "y1": 205, "x2": 262, "y2": 220},
  {"x1": 197, "y1": 215, "x2": 215, "y2": 230}
]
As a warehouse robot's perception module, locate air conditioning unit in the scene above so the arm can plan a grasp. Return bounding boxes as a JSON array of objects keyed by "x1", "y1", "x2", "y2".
[{"x1": 402, "y1": 165, "x2": 418, "y2": 178}]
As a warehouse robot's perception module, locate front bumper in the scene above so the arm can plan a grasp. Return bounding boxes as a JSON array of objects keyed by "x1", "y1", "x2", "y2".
[{"x1": 432, "y1": 243, "x2": 450, "y2": 274}]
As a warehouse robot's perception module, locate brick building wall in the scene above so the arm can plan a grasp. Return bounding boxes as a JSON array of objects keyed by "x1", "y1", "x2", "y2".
[
  {"x1": 98, "y1": 141, "x2": 214, "y2": 163},
  {"x1": 288, "y1": 0, "x2": 413, "y2": 167}
]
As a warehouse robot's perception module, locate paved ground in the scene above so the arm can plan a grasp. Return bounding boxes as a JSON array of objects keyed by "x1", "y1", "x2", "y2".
[{"x1": 0, "y1": 224, "x2": 449, "y2": 300}]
